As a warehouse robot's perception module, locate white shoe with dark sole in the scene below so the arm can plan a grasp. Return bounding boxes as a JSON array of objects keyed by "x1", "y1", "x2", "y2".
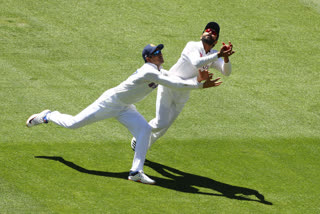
[
  {"x1": 128, "y1": 171, "x2": 155, "y2": 184},
  {"x1": 26, "y1": 110, "x2": 51, "y2": 127}
]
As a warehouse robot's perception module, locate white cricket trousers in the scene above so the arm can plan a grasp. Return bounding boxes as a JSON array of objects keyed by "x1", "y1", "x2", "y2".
[
  {"x1": 46, "y1": 89, "x2": 151, "y2": 172},
  {"x1": 148, "y1": 85, "x2": 190, "y2": 148}
]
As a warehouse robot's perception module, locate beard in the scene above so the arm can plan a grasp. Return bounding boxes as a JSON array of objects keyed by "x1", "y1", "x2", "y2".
[{"x1": 201, "y1": 35, "x2": 216, "y2": 46}]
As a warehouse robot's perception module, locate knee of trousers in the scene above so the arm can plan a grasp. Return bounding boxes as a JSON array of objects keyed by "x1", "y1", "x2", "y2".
[
  {"x1": 137, "y1": 123, "x2": 152, "y2": 138},
  {"x1": 144, "y1": 124, "x2": 152, "y2": 134}
]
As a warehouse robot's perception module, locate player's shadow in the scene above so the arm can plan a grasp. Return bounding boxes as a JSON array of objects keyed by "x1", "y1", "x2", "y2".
[
  {"x1": 35, "y1": 156, "x2": 272, "y2": 205},
  {"x1": 144, "y1": 159, "x2": 272, "y2": 205}
]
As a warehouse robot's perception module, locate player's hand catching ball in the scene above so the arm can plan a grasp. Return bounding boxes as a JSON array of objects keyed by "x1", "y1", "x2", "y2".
[{"x1": 218, "y1": 41, "x2": 235, "y2": 58}]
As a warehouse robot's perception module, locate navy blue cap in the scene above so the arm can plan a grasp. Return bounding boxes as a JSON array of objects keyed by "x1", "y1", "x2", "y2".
[
  {"x1": 203, "y1": 22, "x2": 220, "y2": 39},
  {"x1": 142, "y1": 44, "x2": 164, "y2": 62}
]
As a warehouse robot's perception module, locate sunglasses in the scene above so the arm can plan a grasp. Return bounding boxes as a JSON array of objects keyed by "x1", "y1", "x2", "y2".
[
  {"x1": 205, "y1": 28, "x2": 217, "y2": 36},
  {"x1": 151, "y1": 50, "x2": 161, "y2": 56}
]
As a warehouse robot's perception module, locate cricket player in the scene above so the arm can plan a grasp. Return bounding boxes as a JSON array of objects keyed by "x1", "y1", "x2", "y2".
[
  {"x1": 26, "y1": 43, "x2": 222, "y2": 184},
  {"x1": 131, "y1": 22, "x2": 235, "y2": 151}
]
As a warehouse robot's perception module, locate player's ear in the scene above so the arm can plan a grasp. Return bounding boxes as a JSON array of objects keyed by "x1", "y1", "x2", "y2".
[{"x1": 146, "y1": 56, "x2": 152, "y2": 63}]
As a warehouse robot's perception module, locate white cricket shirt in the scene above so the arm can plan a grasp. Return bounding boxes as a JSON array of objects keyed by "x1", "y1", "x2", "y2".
[
  {"x1": 168, "y1": 41, "x2": 232, "y2": 79},
  {"x1": 113, "y1": 63, "x2": 203, "y2": 104}
]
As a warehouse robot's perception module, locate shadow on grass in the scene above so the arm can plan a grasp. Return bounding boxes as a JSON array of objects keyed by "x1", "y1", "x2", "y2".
[
  {"x1": 35, "y1": 156, "x2": 272, "y2": 205},
  {"x1": 144, "y1": 159, "x2": 272, "y2": 205}
]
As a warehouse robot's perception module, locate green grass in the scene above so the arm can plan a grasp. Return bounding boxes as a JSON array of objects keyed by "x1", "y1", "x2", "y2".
[{"x1": 1, "y1": 0, "x2": 319, "y2": 213}]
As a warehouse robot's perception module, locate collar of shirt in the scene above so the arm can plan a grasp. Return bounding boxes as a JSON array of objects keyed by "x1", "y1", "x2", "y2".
[
  {"x1": 145, "y1": 62, "x2": 163, "y2": 71},
  {"x1": 195, "y1": 41, "x2": 206, "y2": 57}
]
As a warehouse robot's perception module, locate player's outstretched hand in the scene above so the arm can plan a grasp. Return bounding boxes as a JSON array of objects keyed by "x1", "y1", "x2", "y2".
[
  {"x1": 203, "y1": 76, "x2": 222, "y2": 88},
  {"x1": 218, "y1": 41, "x2": 235, "y2": 58},
  {"x1": 197, "y1": 69, "x2": 213, "y2": 82}
]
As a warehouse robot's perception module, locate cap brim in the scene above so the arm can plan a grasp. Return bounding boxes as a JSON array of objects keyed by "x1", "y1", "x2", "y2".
[
  {"x1": 156, "y1": 44, "x2": 164, "y2": 50},
  {"x1": 151, "y1": 44, "x2": 164, "y2": 54}
]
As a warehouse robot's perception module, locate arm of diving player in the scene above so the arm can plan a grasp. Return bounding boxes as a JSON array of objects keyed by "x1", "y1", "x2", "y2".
[
  {"x1": 186, "y1": 50, "x2": 219, "y2": 69},
  {"x1": 143, "y1": 70, "x2": 204, "y2": 90}
]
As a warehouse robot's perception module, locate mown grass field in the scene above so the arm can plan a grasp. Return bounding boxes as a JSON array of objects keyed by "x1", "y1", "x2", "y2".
[{"x1": 1, "y1": 0, "x2": 319, "y2": 213}]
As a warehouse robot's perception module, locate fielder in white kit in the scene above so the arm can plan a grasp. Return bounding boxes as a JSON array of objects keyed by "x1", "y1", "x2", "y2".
[
  {"x1": 26, "y1": 43, "x2": 223, "y2": 184},
  {"x1": 131, "y1": 22, "x2": 235, "y2": 150}
]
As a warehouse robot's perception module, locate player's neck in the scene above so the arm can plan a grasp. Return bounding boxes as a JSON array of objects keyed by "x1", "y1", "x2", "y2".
[
  {"x1": 147, "y1": 62, "x2": 161, "y2": 71},
  {"x1": 202, "y1": 42, "x2": 213, "y2": 53}
]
